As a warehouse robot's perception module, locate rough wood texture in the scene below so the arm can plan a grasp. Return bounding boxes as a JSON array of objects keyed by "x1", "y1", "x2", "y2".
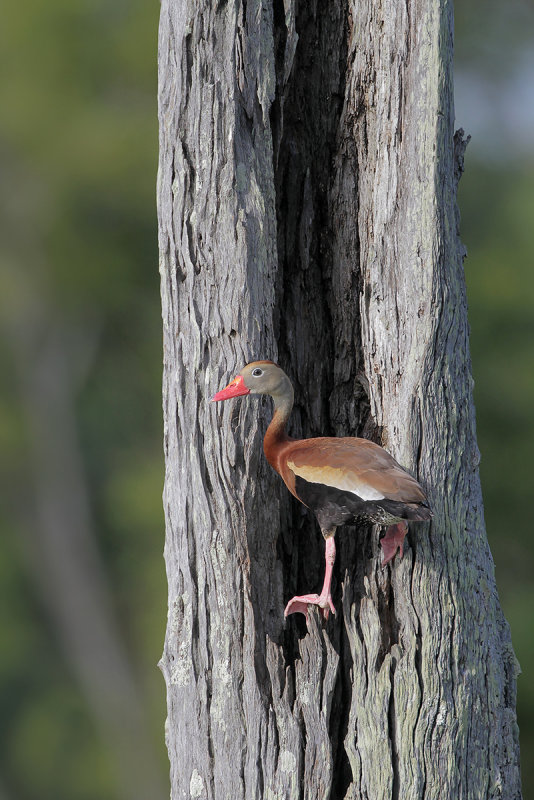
[{"x1": 157, "y1": 1, "x2": 522, "y2": 798}]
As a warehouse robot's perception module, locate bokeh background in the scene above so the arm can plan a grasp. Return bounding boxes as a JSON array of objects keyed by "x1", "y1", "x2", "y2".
[{"x1": 0, "y1": 1, "x2": 532, "y2": 798}]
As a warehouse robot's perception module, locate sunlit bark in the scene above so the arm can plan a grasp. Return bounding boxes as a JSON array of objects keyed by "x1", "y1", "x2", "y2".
[{"x1": 158, "y1": 1, "x2": 521, "y2": 797}]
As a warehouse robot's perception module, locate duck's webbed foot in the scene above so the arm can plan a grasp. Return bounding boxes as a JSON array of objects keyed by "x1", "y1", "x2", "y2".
[
  {"x1": 284, "y1": 536, "x2": 336, "y2": 621},
  {"x1": 380, "y1": 521, "x2": 408, "y2": 566},
  {"x1": 284, "y1": 591, "x2": 336, "y2": 620}
]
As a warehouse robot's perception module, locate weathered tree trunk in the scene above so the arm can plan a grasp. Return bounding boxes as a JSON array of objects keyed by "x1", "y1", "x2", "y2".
[{"x1": 157, "y1": 1, "x2": 521, "y2": 798}]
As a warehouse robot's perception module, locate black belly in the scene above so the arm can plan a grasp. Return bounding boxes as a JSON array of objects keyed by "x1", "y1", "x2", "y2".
[{"x1": 294, "y1": 476, "x2": 432, "y2": 533}]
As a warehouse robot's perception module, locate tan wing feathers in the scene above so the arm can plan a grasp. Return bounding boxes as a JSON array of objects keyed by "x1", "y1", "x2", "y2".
[{"x1": 285, "y1": 437, "x2": 426, "y2": 504}]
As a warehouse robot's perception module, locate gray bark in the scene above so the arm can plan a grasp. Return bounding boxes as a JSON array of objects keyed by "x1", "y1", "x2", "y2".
[{"x1": 157, "y1": 1, "x2": 521, "y2": 799}]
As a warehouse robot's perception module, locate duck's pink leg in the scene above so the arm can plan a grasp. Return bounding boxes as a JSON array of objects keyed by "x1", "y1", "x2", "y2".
[
  {"x1": 381, "y1": 522, "x2": 408, "y2": 566},
  {"x1": 284, "y1": 536, "x2": 336, "y2": 621}
]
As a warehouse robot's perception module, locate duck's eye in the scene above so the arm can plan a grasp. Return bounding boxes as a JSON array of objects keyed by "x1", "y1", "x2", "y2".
[{"x1": 252, "y1": 368, "x2": 263, "y2": 377}]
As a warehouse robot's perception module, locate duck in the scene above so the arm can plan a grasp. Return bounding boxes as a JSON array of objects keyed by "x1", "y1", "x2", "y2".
[{"x1": 212, "y1": 361, "x2": 432, "y2": 619}]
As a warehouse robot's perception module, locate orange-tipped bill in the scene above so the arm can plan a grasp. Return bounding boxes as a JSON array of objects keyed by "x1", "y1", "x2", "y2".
[{"x1": 211, "y1": 374, "x2": 250, "y2": 402}]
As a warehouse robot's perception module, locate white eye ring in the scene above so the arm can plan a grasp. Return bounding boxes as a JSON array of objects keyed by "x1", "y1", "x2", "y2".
[{"x1": 252, "y1": 368, "x2": 263, "y2": 377}]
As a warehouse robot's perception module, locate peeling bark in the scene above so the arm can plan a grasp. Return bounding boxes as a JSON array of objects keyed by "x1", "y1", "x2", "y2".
[{"x1": 157, "y1": 1, "x2": 521, "y2": 798}]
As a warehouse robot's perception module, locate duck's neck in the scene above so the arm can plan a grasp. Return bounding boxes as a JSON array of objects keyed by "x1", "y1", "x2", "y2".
[{"x1": 263, "y1": 383, "x2": 294, "y2": 469}]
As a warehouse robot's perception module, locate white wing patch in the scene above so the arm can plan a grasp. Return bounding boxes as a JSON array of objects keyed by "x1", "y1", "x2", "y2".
[{"x1": 287, "y1": 461, "x2": 385, "y2": 502}]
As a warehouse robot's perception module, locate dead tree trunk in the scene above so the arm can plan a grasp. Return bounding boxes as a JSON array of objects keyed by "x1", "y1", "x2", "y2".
[{"x1": 157, "y1": 1, "x2": 521, "y2": 798}]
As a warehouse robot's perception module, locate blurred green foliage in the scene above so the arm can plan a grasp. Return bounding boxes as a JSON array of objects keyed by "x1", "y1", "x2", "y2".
[
  {"x1": 460, "y1": 165, "x2": 534, "y2": 794},
  {"x1": 0, "y1": 1, "x2": 166, "y2": 798},
  {"x1": 455, "y1": 3, "x2": 534, "y2": 794},
  {"x1": 0, "y1": 0, "x2": 532, "y2": 797}
]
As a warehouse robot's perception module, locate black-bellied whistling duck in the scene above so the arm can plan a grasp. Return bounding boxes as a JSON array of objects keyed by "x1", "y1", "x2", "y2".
[{"x1": 212, "y1": 361, "x2": 432, "y2": 620}]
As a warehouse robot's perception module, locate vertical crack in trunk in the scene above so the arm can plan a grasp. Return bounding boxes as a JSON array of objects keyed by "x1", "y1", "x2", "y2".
[
  {"x1": 269, "y1": 2, "x2": 412, "y2": 793},
  {"x1": 270, "y1": 2, "x2": 406, "y2": 793},
  {"x1": 269, "y1": 2, "x2": 401, "y2": 795},
  {"x1": 388, "y1": 652, "x2": 400, "y2": 800},
  {"x1": 329, "y1": 615, "x2": 355, "y2": 799},
  {"x1": 270, "y1": 0, "x2": 347, "y2": 680}
]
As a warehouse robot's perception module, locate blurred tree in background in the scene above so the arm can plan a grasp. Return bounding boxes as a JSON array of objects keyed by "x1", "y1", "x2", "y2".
[
  {"x1": 0, "y1": 2, "x2": 166, "y2": 798},
  {"x1": 0, "y1": 0, "x2": 531, "y2": 798},
  {"x1": 456, "y1": 1, "x2": 534, "y2": 794}
]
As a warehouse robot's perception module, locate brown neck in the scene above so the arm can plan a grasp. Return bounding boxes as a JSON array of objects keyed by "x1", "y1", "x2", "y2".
[{"x1": 263, "y1": 386, "x2": 294, "y2": 470}]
